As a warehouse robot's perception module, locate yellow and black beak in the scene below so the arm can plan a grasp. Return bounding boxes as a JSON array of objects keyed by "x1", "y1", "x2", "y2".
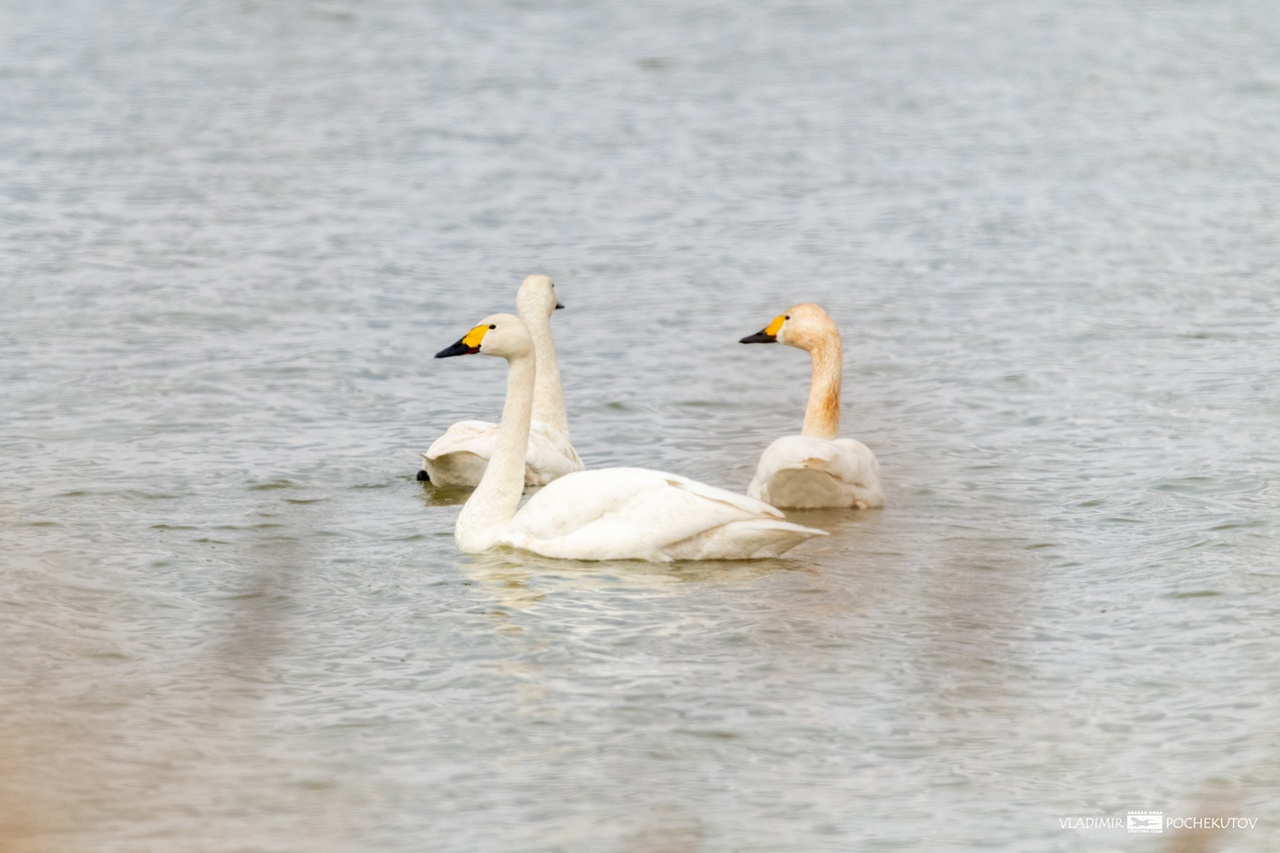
[
  {"x1": 739, "y1": 314, "x2": 785, "y2": 344},
  {"x1": 436, "y1": 324, "x2": 489, "y2": 358}
]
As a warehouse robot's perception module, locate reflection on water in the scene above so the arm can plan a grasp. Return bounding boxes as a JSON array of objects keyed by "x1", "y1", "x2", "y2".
[
  {"x1": 415, "y1": 482, "x2": 474, "y2": 508},
  {"x1": 457, "y1": 547, "x2": 813, "y2": 617},
  {"x1": 2, "y1": 0, "x2": 1279, "y2": 849},
  {"x1": 0, "y1": 501, "x2": 331, "y2": 851}
]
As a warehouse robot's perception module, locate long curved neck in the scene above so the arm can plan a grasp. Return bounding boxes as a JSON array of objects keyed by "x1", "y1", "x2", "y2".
[
  {"x1": 801, "y1": 335, "x2": 842, "y2": 439},
  {"x1": 455, "y1": 352, "x2": 535, "y2": 551},
  {"x1": 525, "y1": 311, "x2": 569, "y2": 434}
]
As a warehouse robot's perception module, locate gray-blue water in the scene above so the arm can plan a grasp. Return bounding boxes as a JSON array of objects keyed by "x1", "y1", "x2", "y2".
[{"x1": 2, "y1": 1, "x2": 1278, "y2": 850}]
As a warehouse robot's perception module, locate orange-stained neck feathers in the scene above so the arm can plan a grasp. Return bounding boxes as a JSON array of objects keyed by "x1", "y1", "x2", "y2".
[{"x1": 777, "y1": 303, "x2": 843, "y2": 440}]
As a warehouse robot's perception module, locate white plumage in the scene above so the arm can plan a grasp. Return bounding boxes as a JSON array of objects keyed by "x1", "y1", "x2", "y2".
[
  {"x1": 434, "y1": 313, "x2": 826, "y2": 562},
  {"x1": 747, "y1": 435, "x2": 884, "y2": 510},
  {"x1": 421, "y1": 274, "x2": 583, "y2": 487},
  {"x1": 740, "y1": 303, "x2": 885, "y2": 510},
  {"x1": 502, "y1": 468, "x2": 823, "y2": 561},
  {"x1": 422, "y1": 418, "x2": 582, "y2": 487}
]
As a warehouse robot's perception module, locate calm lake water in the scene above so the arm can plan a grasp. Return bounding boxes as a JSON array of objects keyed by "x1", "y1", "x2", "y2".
[{"x1": 2, "y1": 1, "x2": 1278, "y2": 850}]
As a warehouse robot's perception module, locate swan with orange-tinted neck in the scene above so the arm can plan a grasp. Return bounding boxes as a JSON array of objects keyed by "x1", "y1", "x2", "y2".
[{"x1": 740, "y1": 303, "x2": 884, "y2": 510}]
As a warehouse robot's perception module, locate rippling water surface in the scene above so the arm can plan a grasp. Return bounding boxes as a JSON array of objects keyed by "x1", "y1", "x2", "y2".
[{"x1": 3, "y1": 1, "x2": 1279, "y2": 850}]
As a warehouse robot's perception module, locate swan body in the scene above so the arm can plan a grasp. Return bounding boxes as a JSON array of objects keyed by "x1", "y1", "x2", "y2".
[
  {"x1": 421, "y1": 275, "x2": 583, "y2": 487},
  {"x1": 740, "y1": 303, "x2": 885, "y2": 510},
  {"x1": 748, "y1": 435, "x2": 884, "y2": 510},
  {"x1": 435, "y1": 314, "x2": 826, "y2": 562},
  {"x1": 420, "y1": 418, "x2": 582, "y2": 487},
  {"x1": 500, "y1": 468, "x2": 822, "y2": 561}
]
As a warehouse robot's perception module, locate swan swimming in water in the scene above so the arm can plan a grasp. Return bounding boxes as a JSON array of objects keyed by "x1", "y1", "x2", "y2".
[
  {"x1": 420, "y1": 274, "x2": 583, "y2": 487},
  {"x1": 740, "y1": 303, "x2": 885, "y2": 510},
  {"x1": 435, "y1": 313, "x2": 826, "y2": 561}
]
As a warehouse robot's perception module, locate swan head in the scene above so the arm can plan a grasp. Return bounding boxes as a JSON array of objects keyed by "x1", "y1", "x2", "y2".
[
  {"x1": 739, "y1": 303, "x2": 839, "y2": 351},
  {"x1": 436, "y1": 313, "x2": 534, "y2": 360},
  {"x1": 516, "y1": 274, "x2": 564, "y2": 319}
]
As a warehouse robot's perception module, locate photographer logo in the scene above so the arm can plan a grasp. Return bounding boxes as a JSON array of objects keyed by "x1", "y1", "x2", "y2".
[{"x1": 1127, "y1": 812, "x2": 1163, "y2": 834}]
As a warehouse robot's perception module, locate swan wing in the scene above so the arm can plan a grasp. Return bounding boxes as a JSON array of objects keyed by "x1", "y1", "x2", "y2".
[
  {"x1": 748, "y1": 435, "x2": 885, "y2": 509},
  {"x1": 502, "y1": 468, "x2": 825, "y2": 561},
  {"x1": 422, "y1": 420, "x2": 499, "y2": 486},
  {"x1": 523, "y1": 421, "x2": 586, "y2": 486},
  {"x1": 828, "y1": 438, "x2": 884, "y2": 498},
  {"x1": 423, "y1": 420, "x2": 583, "y2": 488}
]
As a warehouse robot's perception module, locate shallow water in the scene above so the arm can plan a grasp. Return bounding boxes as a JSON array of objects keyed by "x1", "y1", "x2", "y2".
[{"x1": 2, "y1": 0, "x2": 1279, "y2": 850}]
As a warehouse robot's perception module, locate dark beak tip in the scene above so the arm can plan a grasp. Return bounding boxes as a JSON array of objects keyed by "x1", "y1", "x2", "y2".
[
  {"x1": 739, "y1": 330, "x2": 777, "y2": 344},
  {"x1": 555, "y1": 302, "x2": 565, "y2": 310},
  {"x1": 435, "y1": 340, "x2": 478, "y2": 358}
]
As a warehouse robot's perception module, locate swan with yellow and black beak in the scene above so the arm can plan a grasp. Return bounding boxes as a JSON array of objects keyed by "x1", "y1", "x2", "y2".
[
  {"x1": 434, "y1": 313, "x2": 826, "y2": 560},
  {"x1": 740, "y1": 303, "x2": 885, "y2": 510}
]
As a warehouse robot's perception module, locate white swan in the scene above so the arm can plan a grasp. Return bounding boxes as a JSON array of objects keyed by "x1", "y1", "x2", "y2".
[
  {"x1": 420, "y1": 274, "x2": 584, "y2": 487},
  {"x1": 435, "y1": 314, "x2": 826, "y2": 561},
  {"x1": 739, "y1": 303, "x2": 885, "y2": 510}
]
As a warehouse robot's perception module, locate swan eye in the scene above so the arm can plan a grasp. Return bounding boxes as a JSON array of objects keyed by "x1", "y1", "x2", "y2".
[
  {"x1": 488, "y1": 324, "x2": 496, "y2": 329},
  {"x1": 784, "y1": 315, "x2": 790, "y2": 320}
]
